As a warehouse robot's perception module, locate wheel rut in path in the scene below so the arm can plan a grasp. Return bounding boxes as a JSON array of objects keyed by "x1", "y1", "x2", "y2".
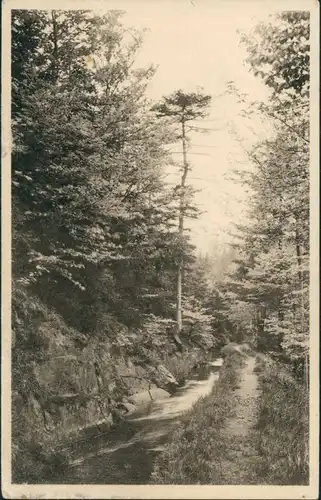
[{"x1": 219, "y1": 355, "x2": 261, "y2": 484}]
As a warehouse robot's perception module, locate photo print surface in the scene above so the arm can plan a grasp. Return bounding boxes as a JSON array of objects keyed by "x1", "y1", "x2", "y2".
[{"x1": 1, "y1": 0, "x2": 319, "y2": 498}]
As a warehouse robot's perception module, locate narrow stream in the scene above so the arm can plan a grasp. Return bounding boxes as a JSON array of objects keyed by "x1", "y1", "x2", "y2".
[{"x1": 54, "y1": 357, "x2": 224, "y2": 484}]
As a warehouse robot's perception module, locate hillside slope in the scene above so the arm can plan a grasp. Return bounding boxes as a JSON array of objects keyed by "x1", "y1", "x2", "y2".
[{"x1": 12, "y1": 285, "x2": 216, "y2": 482}]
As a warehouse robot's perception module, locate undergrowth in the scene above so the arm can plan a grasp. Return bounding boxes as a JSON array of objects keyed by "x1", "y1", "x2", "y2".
[
  {"x1": 161, "y1": 351, "x2": 203, "y2": 385},
  {"x1": 151, "y1": 352, "x2": 245, "y2": 484},
  {"x1": 252, "y1": 355, "x2": 309, "y2": 485}
]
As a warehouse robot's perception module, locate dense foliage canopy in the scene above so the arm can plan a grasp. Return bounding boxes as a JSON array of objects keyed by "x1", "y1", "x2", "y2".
[{"x1": 12, "y1": 10, "x2": 215, "y2": 345}]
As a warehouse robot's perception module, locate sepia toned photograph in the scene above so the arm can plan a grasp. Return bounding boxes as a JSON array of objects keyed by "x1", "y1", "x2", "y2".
[{"x1": 1, "y1": 0, "x2": 319, "y2": 498}]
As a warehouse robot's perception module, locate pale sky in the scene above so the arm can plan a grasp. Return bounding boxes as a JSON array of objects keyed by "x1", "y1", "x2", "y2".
[{"x1": 97, "y1": 1, "x2": 286, "y2": 253}]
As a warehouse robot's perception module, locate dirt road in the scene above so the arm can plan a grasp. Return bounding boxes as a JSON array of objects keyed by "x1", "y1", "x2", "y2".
[{"x1": 219, "y1": 355, "x2": 261, "y2": 484}]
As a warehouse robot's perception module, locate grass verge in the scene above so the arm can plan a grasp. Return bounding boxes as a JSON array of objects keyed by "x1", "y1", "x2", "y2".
[
  {"x1": 150, "y1": 351, "x2": 246, "y2": 484},
  {"x1": 252, "y1": 355, "x2": 309, "y2": 485}
]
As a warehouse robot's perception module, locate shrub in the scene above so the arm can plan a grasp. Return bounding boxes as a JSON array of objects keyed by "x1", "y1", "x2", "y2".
[{"x1": 161, "y1": 350, "x2": 202, "y2": 385}]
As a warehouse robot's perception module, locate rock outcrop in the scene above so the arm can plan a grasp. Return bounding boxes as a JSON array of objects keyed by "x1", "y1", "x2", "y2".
[{"x1": 12, "y1": 287, "x2": 215, "y2": 482}]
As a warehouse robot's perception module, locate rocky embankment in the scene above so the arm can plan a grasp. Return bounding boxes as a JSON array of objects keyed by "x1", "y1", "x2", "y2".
[{"x1": 12, "y1": 287, "x2": 217, "y2": 482}]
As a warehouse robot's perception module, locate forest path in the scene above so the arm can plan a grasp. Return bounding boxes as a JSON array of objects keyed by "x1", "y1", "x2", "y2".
[{"x1": 219, "y1": 354, "x2": 261, "y2": 484}]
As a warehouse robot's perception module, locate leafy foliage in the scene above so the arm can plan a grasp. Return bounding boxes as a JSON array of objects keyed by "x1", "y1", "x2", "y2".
[
  {"x1": 242, "y1": 11, "x2": 309, "y2": 97},
  {"x1": 221, "y1": 11, "x2": 310, "y2": 370}
]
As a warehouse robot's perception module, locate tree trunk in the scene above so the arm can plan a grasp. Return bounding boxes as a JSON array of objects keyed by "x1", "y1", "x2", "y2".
[
  {"x1": 51, "y1": 11, "x2": 59, "y2": 83},
  {"x1": 295, "y1": 223, "x2": 306, "y2": 335},
  {"x1": 304, "y1": 353, "x2": 309, "y2": 389},
  {"x1": 176, "y1": 261, "x2": 183, "y2": 333},
  {"x1": 175, "y1": 115, "x2": 188, "y2": 344},
  {"x1": 295, "y1": 225, "x2": 303, "y2": 284}
]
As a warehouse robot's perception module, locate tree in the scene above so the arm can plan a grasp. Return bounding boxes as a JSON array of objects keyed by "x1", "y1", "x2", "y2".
[
  {"x1": 12, "y1": 10, "x2": 215, "y2": 345},
  {"x1": 13, "y1": 10, "x2": 176, "y2": 329},
  {"x1": 152, "y1": 90, "x2": 211, "y2": 343},
  {"x1": 223, "y1": 11, "x2": 310, "y2": 377}
]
